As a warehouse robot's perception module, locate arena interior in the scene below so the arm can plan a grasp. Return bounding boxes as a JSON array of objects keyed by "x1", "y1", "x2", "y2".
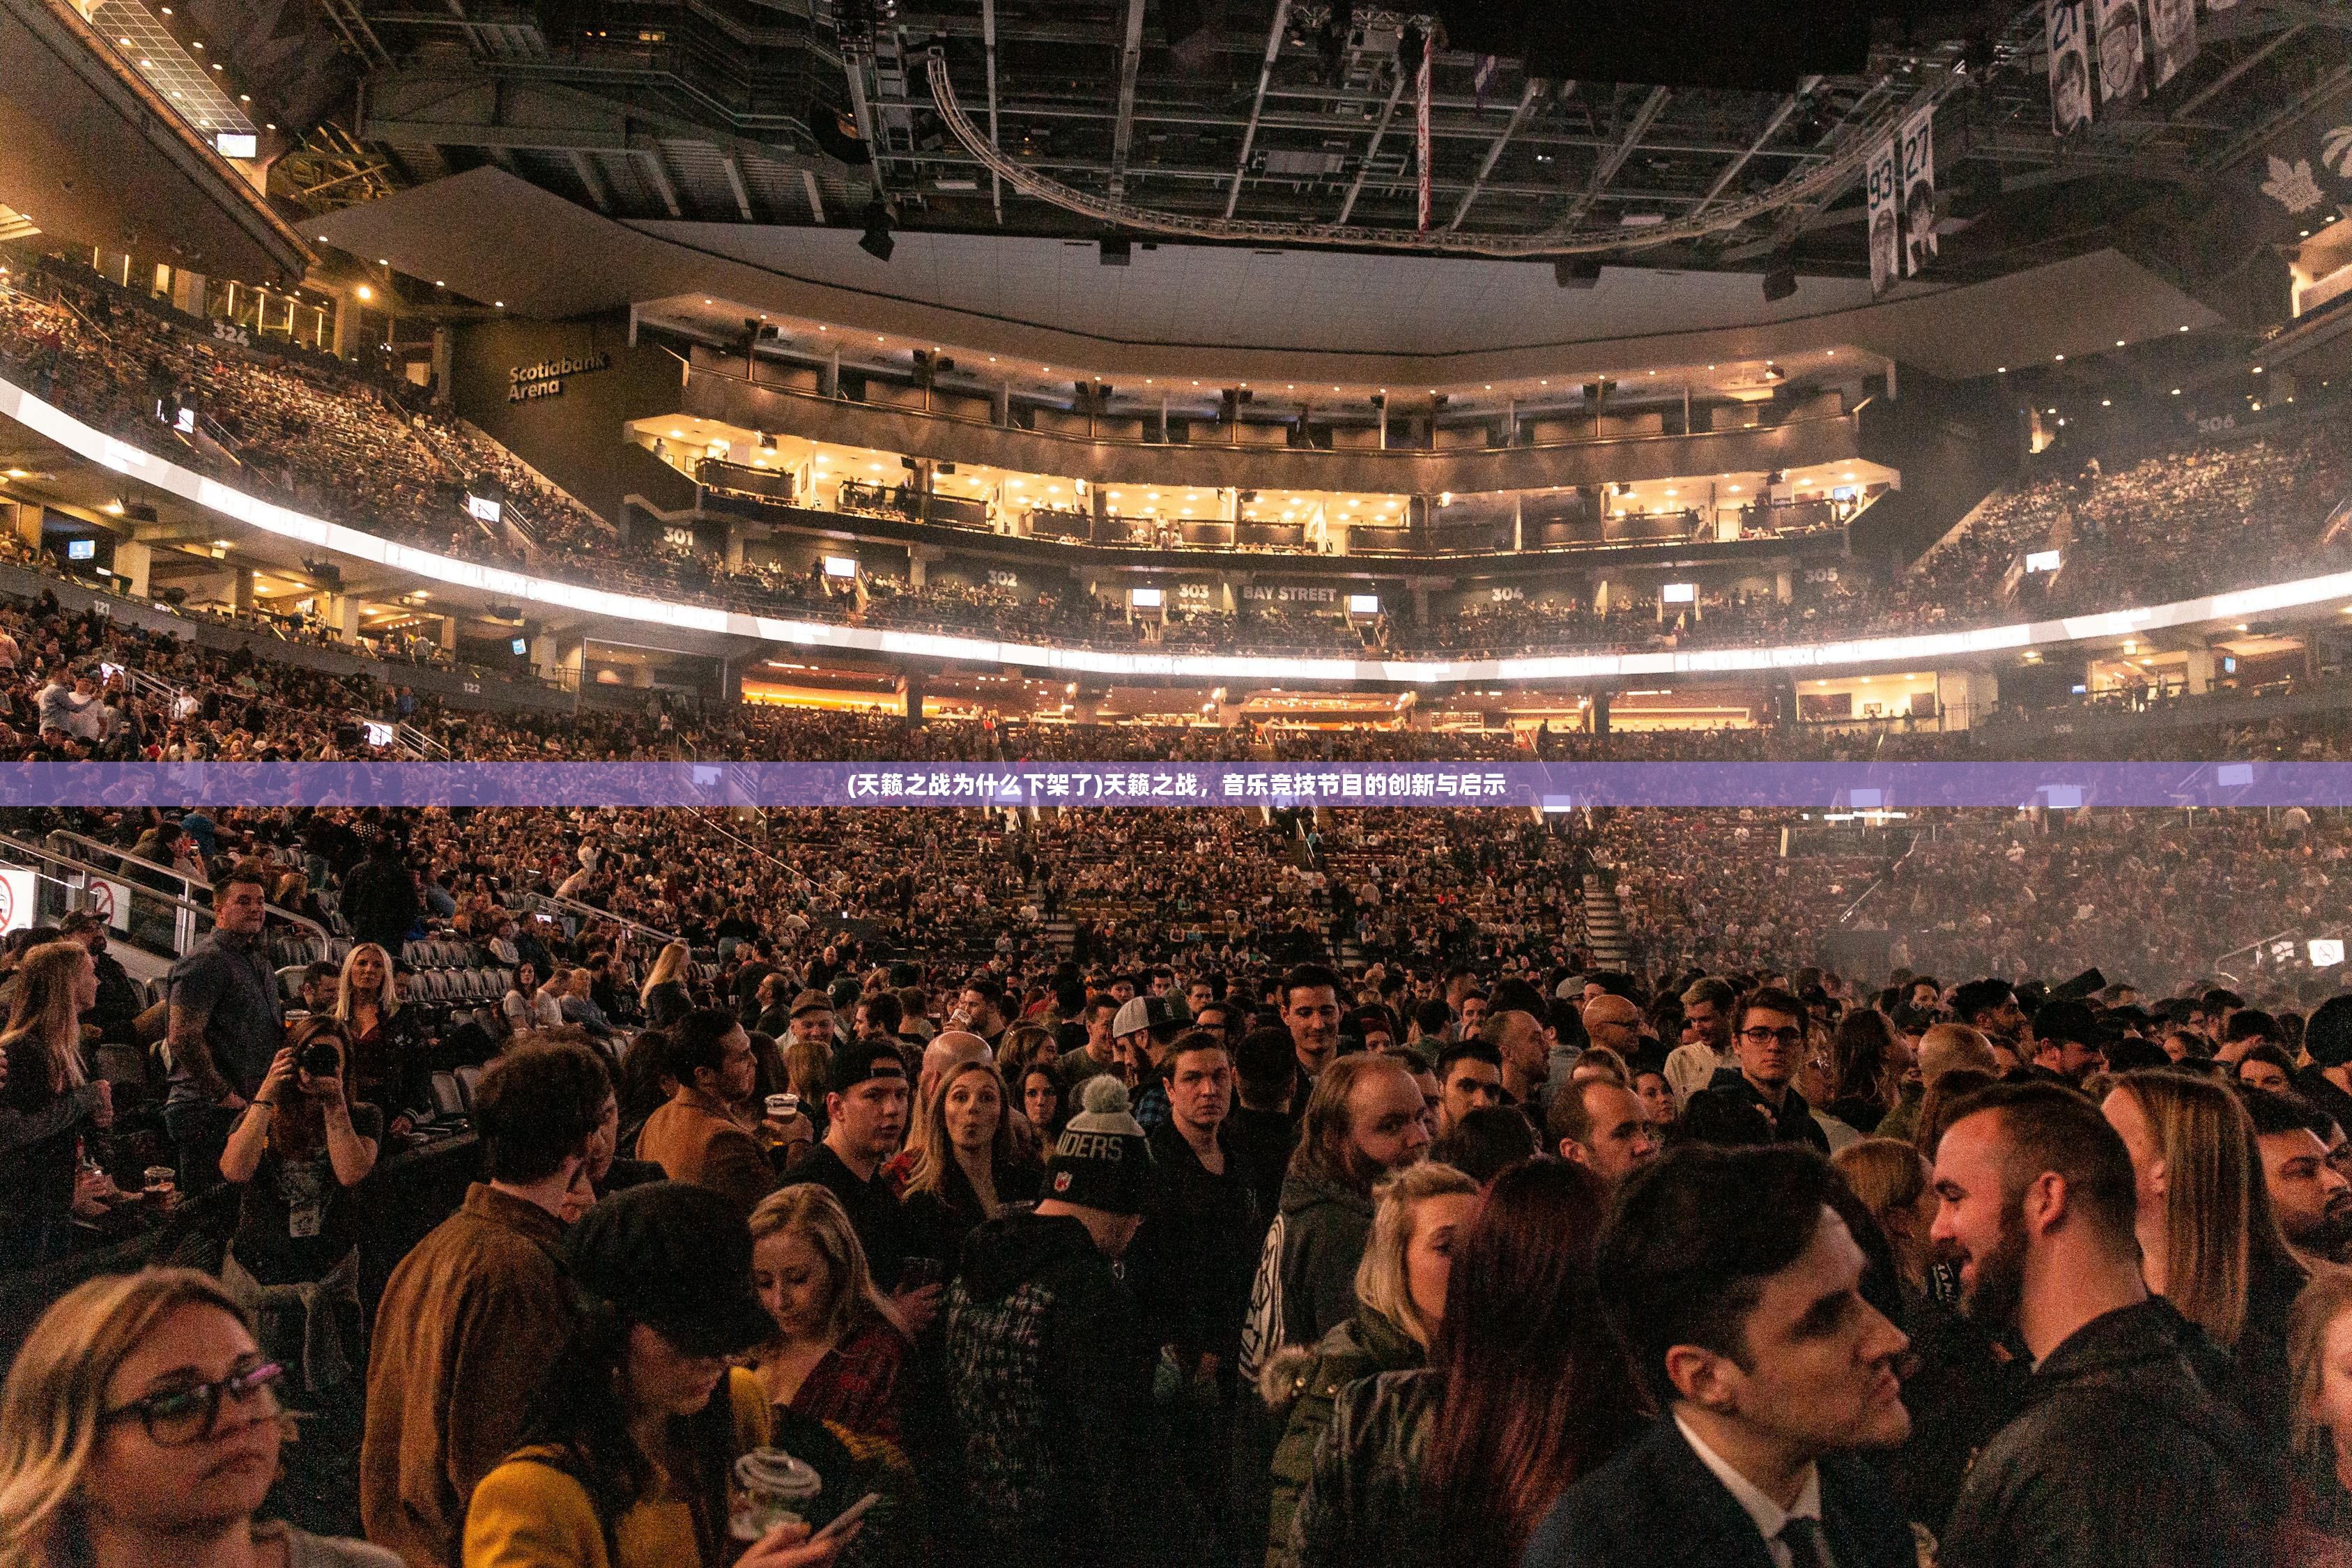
[{"x1": 1, "y1": 1, "x2": 2351, "y2": 1565}]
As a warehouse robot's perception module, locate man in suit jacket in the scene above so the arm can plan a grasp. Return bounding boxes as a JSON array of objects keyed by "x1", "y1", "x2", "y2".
[{"x1": 1524, "y1": 1144, "x2": 1916, "y2": 1568}]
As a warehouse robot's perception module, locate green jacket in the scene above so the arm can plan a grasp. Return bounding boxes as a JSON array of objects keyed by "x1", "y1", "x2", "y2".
[
  {"x1": 1875, "y1": 1077, "x2": 1925, "y2": 1144},
  {"x1": 1289, "y1": 1368, "x2": 1443, "y2": 1568},
  {"x1": 1259, "y1": 1306, "x2": 1419, "y2": 1568}
]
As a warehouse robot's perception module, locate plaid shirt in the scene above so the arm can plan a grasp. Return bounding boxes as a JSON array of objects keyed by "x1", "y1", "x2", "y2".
[{"x1": 791, "y1": 1313, "x2": 907, "y2": 1444}]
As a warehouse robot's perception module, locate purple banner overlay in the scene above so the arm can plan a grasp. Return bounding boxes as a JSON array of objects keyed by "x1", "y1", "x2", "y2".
[{"x1": 0, "y1": 760, "x2": 2335, "y2": 808}]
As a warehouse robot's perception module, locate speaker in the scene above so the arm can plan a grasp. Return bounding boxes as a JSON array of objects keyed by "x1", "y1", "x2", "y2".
[
  {"x1": 1100, "y1": 237, "x2": 1132, "y2": 266},
  {"x1": 1554, "y1": 258, "x2": 1601, "y2": 289},
  {"x1": 1761, "y1": 263, "x2": 1799, "y2": 302}
]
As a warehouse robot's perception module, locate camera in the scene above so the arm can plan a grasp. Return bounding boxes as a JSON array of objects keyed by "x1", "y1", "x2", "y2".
[{"x1": 295, "y1": 1038, "x2": 343, "y2": 1080}]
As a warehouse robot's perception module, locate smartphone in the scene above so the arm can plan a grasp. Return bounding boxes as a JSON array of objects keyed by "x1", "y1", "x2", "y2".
[{"x1": 813, "y1": 1493, "x2": 881, "y2": 1544}]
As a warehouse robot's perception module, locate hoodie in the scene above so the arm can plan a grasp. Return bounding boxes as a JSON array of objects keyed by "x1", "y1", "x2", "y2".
[
  {"x1": 1937, "y1": 1297, "x2": 2268, "y2": 1568},
  {"x1": 1238, "y1": 1172, "x2": 1377, "y2": 1385},
  {"x1": 943, "y1": 1212, "x2": 1153, "y2": 1568}
]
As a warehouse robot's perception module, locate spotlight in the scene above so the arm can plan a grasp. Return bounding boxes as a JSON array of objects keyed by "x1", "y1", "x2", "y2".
[{"x1": 858, "y1": 201, "x2": 894, "y2": 263}]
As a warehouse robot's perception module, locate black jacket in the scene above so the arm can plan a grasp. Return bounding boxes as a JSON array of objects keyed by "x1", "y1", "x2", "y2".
[
  {"x1": 1705, "y1": 1065, "x2": 1830, "y2": 1152},
  {"x1": 1523, "y1": 1414, "x2": 1915, "y2": 1568},
  {"x1": 1937, "y1": 1297, "x2": 2268, "y2": 1568},
  {"x1": 1129, "y1": 1118, "x2": 1265, "y2": 1366},
  {"x1": 338, "y1": 854, "x2": 419, "y2": 951}
]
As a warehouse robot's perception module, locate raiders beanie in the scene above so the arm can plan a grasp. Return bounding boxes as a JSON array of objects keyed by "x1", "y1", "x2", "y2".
[{"x1": 1044, "y1": 1076, "x2": 1155, "y2": 1215}]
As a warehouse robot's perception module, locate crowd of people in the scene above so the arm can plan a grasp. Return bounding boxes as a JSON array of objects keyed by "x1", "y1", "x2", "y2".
[
  {"x1": 7, "y1": 821, "x2": 2352, "y2": 1567},
  {"x1": 8, "y1": 257, "x2": 2352, "y2": 667}
]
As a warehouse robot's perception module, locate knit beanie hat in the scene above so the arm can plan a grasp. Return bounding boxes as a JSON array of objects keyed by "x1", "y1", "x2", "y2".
[{"x1": 1044, "y1": 1077, "x2": 1155, "y2": 1215}]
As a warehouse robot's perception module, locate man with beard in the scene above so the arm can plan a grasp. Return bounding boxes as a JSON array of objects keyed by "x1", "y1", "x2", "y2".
[
  {"x1": 2246, "y1": 1088, "x2": 2352, "y2": 1263},
  {"x1": 1928, "y1": 1082, "x2": 2267, "y2": 1567}
]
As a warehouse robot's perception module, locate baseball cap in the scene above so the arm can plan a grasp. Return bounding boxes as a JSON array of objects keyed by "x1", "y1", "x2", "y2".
[
  {"x1": 829, "y1": 1038, "x2": 909, "y2": 1098},
  {"x1": 1044, "y1": 1077, "x2": 1155, "y2": 1215},
  {"x1": 2034, "y1": 998, "x2": 2099, "y2": 1049},
  {"x1": 562, "y1": 1182, "x2": 775, "y2": 1357},
  {"x1": 1113, "y1": 995, "x2": 1180, "y2": 1040}
]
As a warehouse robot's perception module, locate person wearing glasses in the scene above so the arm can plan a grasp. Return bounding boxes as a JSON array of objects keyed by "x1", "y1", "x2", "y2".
[
  {"x1": 0, "y1": 1266, "x2": 399, "y2": 1567},
  {"x1": 1699, "y1": 987, "x2": 1829, "y2": 1153}
]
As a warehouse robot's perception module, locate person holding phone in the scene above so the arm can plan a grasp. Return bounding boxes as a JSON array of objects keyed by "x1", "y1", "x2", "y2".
[{"x1": 463, "y1": 1181, "x2": 856, "y2": 1568}]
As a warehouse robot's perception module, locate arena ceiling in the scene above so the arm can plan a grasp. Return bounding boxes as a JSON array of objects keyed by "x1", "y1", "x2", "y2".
[{"x1": 236, "y1": 0, "x2": 2346, "y2": 301}]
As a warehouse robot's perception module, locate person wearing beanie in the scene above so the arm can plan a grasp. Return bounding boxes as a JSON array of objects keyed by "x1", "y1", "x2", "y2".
[
  {"x1": 945, "y1": 1078, "x2": 1182, "y2": 1568},
  {"x1": 462, "y1": 1182, "x2": 854, "y2": 1568}
]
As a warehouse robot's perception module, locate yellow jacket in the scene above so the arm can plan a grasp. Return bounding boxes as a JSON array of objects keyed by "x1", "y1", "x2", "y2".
[{"x1": 461, "y1": 1369, "x2": 771, "y2": 1568}]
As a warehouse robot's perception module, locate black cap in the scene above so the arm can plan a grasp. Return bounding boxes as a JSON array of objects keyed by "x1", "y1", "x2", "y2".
[
  {"x1": 562, "y1": 1182, "x2": 774, "y2": 1357},
  {"x1": 829, "y1": 1037, "x2": 909, "y2": 1098},
  {"x1": 2034, "y1": 998, "x2": 2099, "y2": 1049}
]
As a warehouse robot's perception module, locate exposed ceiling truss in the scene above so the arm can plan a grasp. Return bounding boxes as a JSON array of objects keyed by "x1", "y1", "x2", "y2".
[{"x1": 284, "y1": 0, "x2": 2342, "y2": 282}]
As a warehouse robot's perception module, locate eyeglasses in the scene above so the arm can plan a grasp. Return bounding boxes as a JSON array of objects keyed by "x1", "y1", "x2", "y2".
[
  {"x1": 103, "y1": 1360, "x2": 284, "y2": 1446},
  {"x1": 1739, "y1": 1027, "x2": 1806, "y2": 1047}
]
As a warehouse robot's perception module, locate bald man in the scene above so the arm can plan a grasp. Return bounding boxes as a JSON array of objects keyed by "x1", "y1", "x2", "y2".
[
  {"x1": 1478, "y1": 1009, "x2": 1550, "y2": 1109},
  {"x1": 1583, "y1": 994, "x2": 1643, "y2": 1068}
]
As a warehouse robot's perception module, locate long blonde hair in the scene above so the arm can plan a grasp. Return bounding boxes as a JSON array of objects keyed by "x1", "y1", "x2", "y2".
[
  {"x1": 904, "y1": 1061, "x2": 1015, "y2": 1203},
  {"x1": 2111, "y1": 1069, "x2": 2298, "y2": 1349},
  {"x1": 2289, "y1": 1264, "x2": 2352, "y2": 1465},
  {"x1": 0, "y1": 1269, "x2": 270, "y2": 1568},
  {"x1": 639, "y1": 941, "x2": 690, "y2": 1004},
  {"x1": 331, "y1": 941, "x2": 401, "y2": 1025},
  {"x1": 1352, "y1": 1162, "x2": 1480, "y2": 1348},
  {"x1": 0, "y1": 943, "x2": 90, "y2": 1098},
  {"x1": 747, "y1": 1185, "x2": 896, "y2": 1348}
]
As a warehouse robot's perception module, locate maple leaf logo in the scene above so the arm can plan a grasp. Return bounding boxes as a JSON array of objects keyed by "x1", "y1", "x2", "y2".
[
  {"x1": 2263, "y1": 154, "x2": 2326, "y2": 215},
  {"x1": 2326, "y1": 126, "x2": 2352, "y2": 178}
]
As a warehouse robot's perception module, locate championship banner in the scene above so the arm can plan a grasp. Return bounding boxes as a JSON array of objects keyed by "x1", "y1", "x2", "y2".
[
  {"x1": 2096, "y1": 0, "x2": 2146, "y2": 105},
  {"x1": 2148, "y1": 0, "x2": 2195, "y2": 91},
  {"x1": 1415, "y1": 33, "x2": 1434, "y2": 232},
  {"x1": 1866, "y1": 133, "x2": 1902, "y2": 294},
  {"x1": 2049, "y1": 1, "x2": 2093, "y2": 136},
  {"x1": 2233, "y1": 84, "x2": 2352, "y2": 242},
  {"x1": 1899, "y1": 105, "x2": 1937, "y2": 275}
]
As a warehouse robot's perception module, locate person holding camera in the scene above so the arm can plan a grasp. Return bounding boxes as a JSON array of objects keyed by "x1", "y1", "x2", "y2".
[{"x1": 219, "y1": 1016, "x2": 381, "y2": 1396}]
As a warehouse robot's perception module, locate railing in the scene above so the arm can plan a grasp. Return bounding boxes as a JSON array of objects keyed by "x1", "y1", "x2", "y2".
[
  {"x1": 514, "y1": 888, "x2": 684, "y2": 951},
  {"x1": 393, "y1": 721, "x2": 449, "y2": 760},
  {"x1": 0, "y1": 832, "x2": 226, "y2": 960},
  {"x1": 36, "y1": 831, "x2": 332, "y2": 956}
]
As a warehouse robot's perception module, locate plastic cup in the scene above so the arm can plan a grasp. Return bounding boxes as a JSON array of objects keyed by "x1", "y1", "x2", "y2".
[
  {"x1": 766, "y1": 1093, "x2": 798, "y2": 1120},
  {"x1": 730, "y1": 1447, "x2": 822, "y2": 1542}
]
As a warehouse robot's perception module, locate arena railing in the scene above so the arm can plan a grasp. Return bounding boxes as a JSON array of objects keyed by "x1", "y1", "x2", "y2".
[{"x1": 8, "y1": 367, "x2": 2352, "y2": 687}]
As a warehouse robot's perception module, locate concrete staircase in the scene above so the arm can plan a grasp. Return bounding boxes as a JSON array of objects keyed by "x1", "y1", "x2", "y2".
[{"x1": 1581, "y1": 870, "x2": 1632, "y2": 971}]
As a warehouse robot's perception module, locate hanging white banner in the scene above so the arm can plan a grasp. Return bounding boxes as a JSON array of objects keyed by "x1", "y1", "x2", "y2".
[
  {"x1": 1866, "y1": 134, "x2": 1902, "y2": 294},
  {"x1": 2049, "y1": 1, "x2": 2094, "y2": 135},
  {"x1": 2096, "y1": 0, "x2": 2147, "y2": 105},
  {"x1": 1900, "y1": 106, "x2": 1937, "y2": 275},
  {"x1": 2148, "y1": 0, "x2": 2196, "y2": 90}
]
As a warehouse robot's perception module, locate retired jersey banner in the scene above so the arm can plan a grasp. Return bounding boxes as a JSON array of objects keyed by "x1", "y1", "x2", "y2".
[
  {"x1": 1900, "y1": 106, "x2": 1937, "y2": 275},
  {"x1": 2148, "y1": 0, "x2": 2195, "y2": 91},
  {"x1": 1866, "y1": 134, "x2": 1902, "y2": 294},
  {"x1": 2096, "y1": 0, "x2": 2146, "y2": 105},
  {"x1": 2049, "y1": 1, "x2": 2093, "y2": 135}
]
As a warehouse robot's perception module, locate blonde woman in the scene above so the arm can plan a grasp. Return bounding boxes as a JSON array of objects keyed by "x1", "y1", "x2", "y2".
[
  {"x1": 2285, "y1": 1266, "x2": 2352, "y2": 1563},
  {"x1": 900, "y1": 1061, "x2": 1040, "y2": 1270},
  {"x1": 2103, "y1": 1068, "x2": 2308, "y2": 1444},
  {"x1": 0, "y1": 941, "x2": 109, "y2": 1271},
  {"x1": 639, "y1": 942, "x2": 693, "y2": 1029},
  {"x1": 1832, "y1": 1137, "x2": 1938, "y2": 1303},
  {"x1": 1261, "y1": 1162, "x2": 1479, "y2": 1568},
  {"x1": 332, "y1": 943, "x2": 428, "y2": 1133},
  {"x1": 747, "y1": 1185, "x2": 909, "y2": 1443},
  {"x1": 0, "y1": 1267, "x2": 397, "y2": 1568}
]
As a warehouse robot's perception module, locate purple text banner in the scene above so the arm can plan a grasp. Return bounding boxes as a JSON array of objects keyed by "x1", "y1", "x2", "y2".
[{"x1": 0, "y1": 760, "x2": 2327, "y2": 808}]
